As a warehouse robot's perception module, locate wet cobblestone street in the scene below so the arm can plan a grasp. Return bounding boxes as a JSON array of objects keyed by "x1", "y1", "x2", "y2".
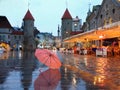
[
  {"x1": 0, "y1": 51, "x2": 120, "y2": 90},
  {"x1": 60, "y1": 53, "x2": 120, "y2": 90}
]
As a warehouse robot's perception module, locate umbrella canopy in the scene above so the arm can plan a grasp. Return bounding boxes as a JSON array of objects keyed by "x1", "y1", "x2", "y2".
[
  {"x1": 35, "y1": 49, "x2": 61, "y2": 69},
  {"x1": 34, "y1": 69, "x2": 61, "y2": 90}
]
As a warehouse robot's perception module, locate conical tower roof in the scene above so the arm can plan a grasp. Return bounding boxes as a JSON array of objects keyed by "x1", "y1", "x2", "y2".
[
  {"x1": 23, "y1": 9, "x2": 34, "y2": 21},
  {"x1": 61, "y1": 8, "x2": 72, "y2": 20}
]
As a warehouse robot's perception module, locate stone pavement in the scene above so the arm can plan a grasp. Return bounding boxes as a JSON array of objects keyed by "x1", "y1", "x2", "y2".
[
  {"x1": 58, "y1": 52, "x2": 120, "y2": 90},
  {"x1": 0, "y1": 51, "x2": 120, "y2": 90},
  {"x1": 0, "y1": 51, "x2": 87, "y2": 90}
]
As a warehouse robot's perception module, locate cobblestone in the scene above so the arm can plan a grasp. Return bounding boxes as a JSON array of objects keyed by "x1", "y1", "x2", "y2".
[
  {"x1": 60, "y1": 52, "x2": 120, "y2": 90},
  {"x1": 0, "y1": 51, "x2": 120, "y2": 90}
]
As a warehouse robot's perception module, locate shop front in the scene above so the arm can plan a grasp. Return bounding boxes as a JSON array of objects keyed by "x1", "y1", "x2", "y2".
[{"x1": 63, "y1": 21, "x2": 120, "y2": 56}]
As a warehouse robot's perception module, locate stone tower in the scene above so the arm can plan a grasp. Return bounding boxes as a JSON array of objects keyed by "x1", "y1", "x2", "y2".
[
  {"x1": 23, "y1": 9, "x2": 36, "y2": 51},
  {"x1": 61, "y1": 8, "x2": 72, "y2": 40}
]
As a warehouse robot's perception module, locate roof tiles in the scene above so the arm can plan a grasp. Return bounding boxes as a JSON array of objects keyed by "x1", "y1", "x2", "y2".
[
  {"x1": 0, "y1": 16, "x2": 12, "y2": 28},
  {"x1": 62, "y1": 8, "x2": 72, "y2": 20},
  {"x1": 23, "y1": 10, "x2": 34, "y2": 20}
]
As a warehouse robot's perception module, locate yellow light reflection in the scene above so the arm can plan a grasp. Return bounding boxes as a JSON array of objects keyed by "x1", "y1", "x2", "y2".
[
  {"x1": 0, "y1": 52, "x2": 9, "y2": 60},
  {"x1": 96, "y1": 58, "x2": 108, "y2": 75},
  {"x1": 84, "y1": 57, "x2": 88, "y2": 66},
  {"x1": 93, "y1": 75, "x2": 105, "y2": 86},
  {"x1": 94, "y1": 58, "x2": 108, "y2": 86}
]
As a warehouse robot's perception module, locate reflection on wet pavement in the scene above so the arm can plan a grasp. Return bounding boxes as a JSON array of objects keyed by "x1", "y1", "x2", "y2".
[
  {"x1": 60, "y1": 66, "x2": 86, "y2": 90},
  {"x1": 34, "y1": 69, "x2": 61, "y2": 90},
  {"x1": 0, "y1": 51, "x2": 120, "y2": 90},
  {"x1": 62, "y1": 53, "x2": 120, "y2": 90},
  {"x1": 0, "y1": 51, "x2": 39, "y2": 90}
]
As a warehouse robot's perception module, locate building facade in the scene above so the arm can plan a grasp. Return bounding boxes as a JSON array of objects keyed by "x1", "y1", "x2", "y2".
[
  {"x1": 83, "y1": 0, "x2": 120, "y2": 32},
  {"x1": 85, "y1": 5, "x2": 101, "y2": 31},
  {"x1": 85, "y1": 0, "x2": 120, "y2": 46},
  {"x1": 0, "y1": 16, "x2": 12, "y2": 45},
  {"x1": 0, "y1": 16, "x2": 24, "y2": 50},
  {"x1": 11, "y1": 27, "x2": 24, "y2": 50},
  {"x1": 96, "y1": 0, "x2": 120, "y2": 28}
]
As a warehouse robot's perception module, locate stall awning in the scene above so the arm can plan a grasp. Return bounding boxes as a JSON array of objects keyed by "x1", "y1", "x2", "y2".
[{"x1": 63, "y1": 22, "x2": 120, "y2": 43}]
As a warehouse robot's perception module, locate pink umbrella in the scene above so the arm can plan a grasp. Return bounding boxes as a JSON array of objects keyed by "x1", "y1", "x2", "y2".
[
  {"x1": 35, "y1": 49, "x2": 61, "y2": 69},
  {"x1": 34, "y1": 69, "x2": 61, "y2": 90}
]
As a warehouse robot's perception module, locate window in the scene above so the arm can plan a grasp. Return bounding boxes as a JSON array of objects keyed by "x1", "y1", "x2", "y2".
[
  {"x1": 19, "y1": 36, "x2": 21, "y2": 39},
  {"x1": 9, "y1": 29, "x2": 11, "y2": 32},
  {"x1": 112, "y1": 9, "x2": 115, "y2": 14},
  {"x1": 8, "y1": 41, "x2": 10, "y2": 44},
  {"x1": 100, "y1": 14, "x2": 103, "y2": 19},
  {"x1": 106, "y1": 10, "x2": 109, "y2": 16},
  {"x1": 14, "y1": 36, "x2": 16, "y2": 39},
  {"x1": 8, "y1": 35, "x2": 10, "y2": 39}
]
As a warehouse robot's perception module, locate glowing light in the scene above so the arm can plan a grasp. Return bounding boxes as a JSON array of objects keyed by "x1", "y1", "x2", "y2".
[
  {"x1": 93, "y1": 76, "x2": 105, "y2": 86},
  {"x1": 99, "y1": 35, "x2": 104, "y2": 39},
  {"x1": 74, "y1": 23, "x2": 77, "y2": 26}
]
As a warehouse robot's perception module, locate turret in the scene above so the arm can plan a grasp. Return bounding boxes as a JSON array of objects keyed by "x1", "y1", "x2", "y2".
[
  {"x1": 23, "y1": 9, "x2": 36, "y2": 51},
  {"x1": 61, "y1": 8, "x2": 72, "y2": 40}
]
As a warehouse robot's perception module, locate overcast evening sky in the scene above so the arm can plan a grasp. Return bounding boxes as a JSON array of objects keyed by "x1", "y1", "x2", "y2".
[{"x1": 0, "y1": 0, "x2": 102, "y2": 36}]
